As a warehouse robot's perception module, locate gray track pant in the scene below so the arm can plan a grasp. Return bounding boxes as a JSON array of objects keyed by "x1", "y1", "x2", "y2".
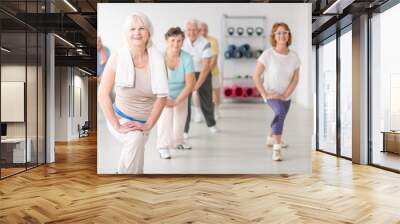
[{"x1": 184, "y1": 72, "x2": 216, "y2": 133}]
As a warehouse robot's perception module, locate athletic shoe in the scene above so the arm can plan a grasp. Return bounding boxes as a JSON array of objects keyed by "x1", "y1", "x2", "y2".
[
  {"x1": 175, "y1": 143, "x2": 192, "y2": 150},
  {"x1": 266, "y1": 136, "x2": 288, "y2": 148},
  {"x1": 159, "y1": 148, "x2": 171, "y2": 159},
  {"x1": 272, "y1": 144, "x2": 282, "y2": 161},
  {"x1": 183, "y1": 132, "x2": 190, "y2": 140},
  {"x1": 209, "y1": 126, "x2": 219, "y2": 134},
  {"x1": 215, "y1": 109, "x2": 221, "y2": 120},
  {"x1": 194, "y1": 113, "x2": 203, "y2": 123}
]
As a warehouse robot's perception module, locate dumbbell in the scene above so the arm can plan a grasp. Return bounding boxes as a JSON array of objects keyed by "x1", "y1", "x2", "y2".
[
  {"x1": 236, "y1": 27, "x2": 244, "y2": 36},
  {"x1": 246, "y1": 27, "x2": 254, "y2": 36},
  {"x1": 244, "y1": 51, "x2": 253, "y2": 58},
  {"x1": 224, "y1": 51, "x2": 232, "y2": 59},
  {"x1": 233, "y1": 49, "x2": 243, "y2": 58},
  {"x1": 238, "y1": 44, "x2": 252, "y2": 58},
  {"x1": 227, "y1": 44, "x2": 236, "y2": 52},
  {"x1": 238, "y1": 44, "x2": 250, "y2": 54},
  {"x1": 253, "y1": 49, "x2": 263, "y2": 58},
  {"x1": 224, "y1": 44, "x2": 237, "y2": 59},
  {"x1": 255, "y1": 27, "x2": 264, "y2": 36},
  {"x1": 227, "y1": 27, "x2": 235, "y2": 36}
]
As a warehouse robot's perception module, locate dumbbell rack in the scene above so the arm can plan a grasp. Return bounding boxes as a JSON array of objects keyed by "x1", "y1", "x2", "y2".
[{"x1": 220, "y1": 14, "x2": 267, "y2": 102}]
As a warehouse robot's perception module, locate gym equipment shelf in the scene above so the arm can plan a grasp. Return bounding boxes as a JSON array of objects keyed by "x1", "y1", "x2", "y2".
[
  {"x1": 220, "y1": 14, "x2": 267, "y2": 102},
  {"x1": 224, "y1": 35, "x2": 267, "y2": 38}
]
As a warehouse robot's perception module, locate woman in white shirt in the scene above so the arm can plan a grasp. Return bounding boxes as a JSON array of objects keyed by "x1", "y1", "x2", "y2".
[
  {"x1": 252, "y1": 22, "x2": 300, "y2": 161},
  {"x1": 98, "y1": 12, "x2": 168, "y2": 174}
]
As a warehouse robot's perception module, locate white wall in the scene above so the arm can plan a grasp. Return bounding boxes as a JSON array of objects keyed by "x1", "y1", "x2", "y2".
[
  {"x1": 1, "y1": 64, "x2": 46, "y2": 164},
  {"x1": 54, "y1": 67, "x2": 89, "y2": 141},
  {"x1": 1, "y1": 65, "x2": 39, "y2": 138},
  {"x1": 98, "y1": 3, "x2": 312, "y2": 109}
]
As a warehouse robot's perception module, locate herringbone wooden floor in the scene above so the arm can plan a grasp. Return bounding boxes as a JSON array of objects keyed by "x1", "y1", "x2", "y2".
[{"x1": 1, "y1": 135, "x2": 400, "y2": 224}]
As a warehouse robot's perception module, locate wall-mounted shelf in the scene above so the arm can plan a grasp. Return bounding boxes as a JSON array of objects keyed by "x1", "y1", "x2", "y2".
[
  {"x1": 224, "y1": 35, "x2": 267, "y2": 38},
  {"x1": 220, "y1": 14, "x2": 267, "y2": 101}
]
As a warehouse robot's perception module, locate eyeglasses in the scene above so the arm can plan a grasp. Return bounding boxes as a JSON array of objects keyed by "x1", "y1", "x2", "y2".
[{"x1": 275, "y1": 31, "x2": 290, "y2": 36}]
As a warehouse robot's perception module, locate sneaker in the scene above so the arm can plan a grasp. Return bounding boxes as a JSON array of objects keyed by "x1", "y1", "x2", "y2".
[
  {"x1": 266, "y1": 136, "x2": 288, "y2": 148},
  {"x1": 272, "y1": 144, "x2": 282, "y2": 161},
  {"x1": 159, "y1": 148, "x2": 171, "y2": 159},
  {"x1": 183, "y1": 132, "x2": 190, "y2": 140},
  {"x1": 175, "y1": 143, "x2": 192, "y2": 150},
  {"x1": 209, "y1": 126, "x2": 219, "y2": 134},
  {"x1": 194, "y1": 113, "x2": 203, "y2": 123},
  {"x1": 214, "y1": 109, "x2": 221, "y2": 120}
]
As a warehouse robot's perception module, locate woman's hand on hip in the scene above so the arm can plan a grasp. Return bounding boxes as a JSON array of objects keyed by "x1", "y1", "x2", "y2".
[
  {"x1": 121, "y1": 121, "x2": 144, "y2": 128},
  {"x1": 122, "y1": 121, "x2": 147, "y2": 132},
  {"x1": 266, "y1": 91, "x2": 281, "y2": 100},
  {"x1": 115, "y1": 123, "x2": 136, "y2": 134},
  {"x1": 117, "y1": 121, "x2": 146, "y2": 132},
  {"x1": 279, "y1": 94, "x2": 289, "y2": 101}
]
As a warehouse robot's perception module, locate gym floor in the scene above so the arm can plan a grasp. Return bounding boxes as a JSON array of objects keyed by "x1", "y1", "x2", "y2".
[{"x1": 98, "y1": 101, "x2": 313, "y2": 174}]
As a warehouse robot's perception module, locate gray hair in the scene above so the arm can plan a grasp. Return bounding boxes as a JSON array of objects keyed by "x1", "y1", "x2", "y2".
[
  {"x1": 123, "y1": 12, "x2": 153, "y2": 48},
  {"x1": 184, "y1": 19, "x2": 199, "y2": 29},
  {"x1": 199, "y1": 21, "x2": 208, "y2": 29}
]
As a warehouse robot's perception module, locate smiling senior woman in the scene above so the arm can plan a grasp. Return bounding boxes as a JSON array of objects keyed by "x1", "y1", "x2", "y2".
[
  {"x1": 252, "y1": 22, "x2": 301, "y2": 162},
  {"x1": 98, "y1": 12, "x2": 169, "y2": 174},
  {"x1": 156, "y1": 27, "x2": 196, "y2": 159}
]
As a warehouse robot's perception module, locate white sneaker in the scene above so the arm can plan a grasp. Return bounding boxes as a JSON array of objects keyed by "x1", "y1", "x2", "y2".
[
  {"x1": 194, "y1": 113, "x2": 203, "y2": 123},
  {"x1": 159, "y1": 148, "x2": 171, "y2": 159},
  {"x1": 214, "y1": 109, "x2": 221, "y2": 120},
  {"x1": 209, "y1": 126, "x2": 219, "y2": 134},
  {"x1": 175, "y1": 143, "x2": 192, "y2": 150},
  {"x1": 266, "y1": 136, "x2": 288, "y2": 148},
  {"x1": 183, "y1": 132, "x2": 190, "y2": 140},
  {"x1": 272, "y1": 144, "x2": 282, "y2": 161}
]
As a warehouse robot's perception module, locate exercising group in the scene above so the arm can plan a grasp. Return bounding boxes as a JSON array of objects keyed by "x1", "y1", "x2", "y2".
[{"x1": 98, "y1": 12, "x2": 300, "y2": 174}]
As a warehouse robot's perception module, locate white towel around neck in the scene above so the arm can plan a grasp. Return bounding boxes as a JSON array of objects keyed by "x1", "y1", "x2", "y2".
[{"x1": 115, "y1": 45, "x2": 168, "y2": 96}]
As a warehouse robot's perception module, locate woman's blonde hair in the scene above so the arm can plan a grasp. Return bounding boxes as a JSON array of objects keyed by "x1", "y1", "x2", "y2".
[
  {"x1": 269, "y1": 22, "x2": 292, "y2": 47},
  {"x1": 123, "y1": 12, "x2": 153, "y2": 48}
]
